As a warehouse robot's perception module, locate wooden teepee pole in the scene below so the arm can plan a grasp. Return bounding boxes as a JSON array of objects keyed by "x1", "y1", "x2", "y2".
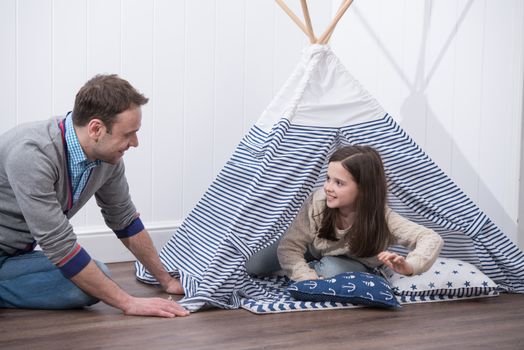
[
  {"x1": 275, "y1": 0, "x2": 312, "y2": 40},
  {"x1": 300, "y1": 0, "x2": 316, "y2": 43},
  {"x1": 317, "y1": 0, "x2": 354, "y2": 44},
  {"x1": 323, "y1": 0, "x2": 346, "y2": 44}
]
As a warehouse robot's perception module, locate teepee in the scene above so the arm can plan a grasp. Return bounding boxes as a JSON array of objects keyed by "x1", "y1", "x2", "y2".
[{"x1": 136, "y1": 0, "x2": 524, "y2": 311}]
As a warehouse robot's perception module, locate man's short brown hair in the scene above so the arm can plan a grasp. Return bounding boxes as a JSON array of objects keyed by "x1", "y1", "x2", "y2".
[{"x1": 73, "y1": 74, "x2": 148, "y2": 132}]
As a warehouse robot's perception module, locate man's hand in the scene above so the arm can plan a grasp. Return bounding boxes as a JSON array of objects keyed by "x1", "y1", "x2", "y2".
[
  {"x1": 377, "y1": 251, "x2": 414, "y2": 276},
  {"x1": 122, "y1": 230, "x2": 186, "y2": 295},
  {"x1": 71, "y1": 261, "x2": 190, "y2": 318},
  {"x1": 122, "y1": 296, "x2": 189, "y2": 318}
]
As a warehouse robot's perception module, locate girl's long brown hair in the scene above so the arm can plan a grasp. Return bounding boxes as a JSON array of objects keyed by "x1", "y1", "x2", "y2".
[{"x1": 317, "y1": 145, "x2": 391, "y2": 257}]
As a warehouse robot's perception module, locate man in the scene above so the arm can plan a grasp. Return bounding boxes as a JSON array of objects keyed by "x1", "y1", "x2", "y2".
[{"x1": 0, "y1": 74, "x2": 188, "y2": 318}]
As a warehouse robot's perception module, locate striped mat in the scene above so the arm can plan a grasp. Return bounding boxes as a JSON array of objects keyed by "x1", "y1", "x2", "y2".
[{"x1": 239, "y1": 274, "x2": 499, "y2": 314}]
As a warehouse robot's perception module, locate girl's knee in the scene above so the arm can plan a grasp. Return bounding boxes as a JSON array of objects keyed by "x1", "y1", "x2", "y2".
[
  {"x1": 315, "y1": 256, "x2": 370, "y2": 278},
  {"x1": 313, "y1": 256, "x2": 342, "y2": 278}
]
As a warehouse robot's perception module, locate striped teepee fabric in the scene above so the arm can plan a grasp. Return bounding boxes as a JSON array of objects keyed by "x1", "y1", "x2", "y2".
[{"x1": 135, "y1": 45, "x2": 524, "y2": 311}]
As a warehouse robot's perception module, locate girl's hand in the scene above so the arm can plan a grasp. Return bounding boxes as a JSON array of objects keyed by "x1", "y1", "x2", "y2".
[
  {"x1": 161, "y1": 277, "x2": 185, "y2": 295},
  {"x1": 377, "y1": 251, "x2": 414, "y2": 276}
]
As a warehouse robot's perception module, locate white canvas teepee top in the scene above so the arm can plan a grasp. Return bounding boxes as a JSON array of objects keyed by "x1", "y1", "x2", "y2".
[
  {"x1": 258, "y1": 0, "x2": 382, "y2": 130},
  {"x1": 258, "y1": 44, "x2": 385, "y2": 132}
]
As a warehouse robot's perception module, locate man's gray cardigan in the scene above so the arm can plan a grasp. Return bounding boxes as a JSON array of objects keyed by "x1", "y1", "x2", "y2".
[{"x1": 0, "y1": 117, "x2": 138, "y2": 268}]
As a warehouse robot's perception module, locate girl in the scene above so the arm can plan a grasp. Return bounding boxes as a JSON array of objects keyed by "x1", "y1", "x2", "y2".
[{"x1": 277, "y1": 145, "x2": 444, "y2": 281}]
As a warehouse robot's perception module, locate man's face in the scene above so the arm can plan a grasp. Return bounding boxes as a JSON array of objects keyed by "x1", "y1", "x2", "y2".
[{"x1": 93, "y1": 106, "x2": 142, "y2": 164}]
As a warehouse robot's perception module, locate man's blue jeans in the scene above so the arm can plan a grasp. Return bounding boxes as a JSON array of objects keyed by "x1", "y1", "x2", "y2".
[{"x1": 0, "y1": 251, "x2": 110, "y2": 309}]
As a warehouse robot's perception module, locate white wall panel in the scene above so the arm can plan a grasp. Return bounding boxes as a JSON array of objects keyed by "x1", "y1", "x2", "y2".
[
  {"x1": 214, "y1": 0, "x2": 246, "y2": 174},
  {"x1": 87, "y1": 0, "x2": 121, "y2": 75},
  {"x1": 514, "y1": 1, "x2": 524, "y2": 250},
  {"x1": 0, "y1": 0, "x2": 522, "y2": 259},
  {"x1": 307, "y1": 0, "x2": 336, "y2": 41},
  {"x1": 451, "y1": 0, "x2": 484, "y2": 205},
  {"x1": 477, "y1": 0, "x2": 521, "y2": 242},
  {"x1": 244, "y1": 0, "x2": 275, "y2": 131},
  {"x1": 395, "y1": 1, "x2": 429, "y2": 147},
  {"x1": 121, "y1": 0, "x2": 155, "y2": 220},
  {"x1": 151, "y1": 0, "x2": 186, "y2": 221},
  {"x1": 183, "y1": 0, "x2": 216, "y2": 215},
  {"x1": 52, "y1": 0, "x2": 87, "y2": 116},
  {"x1": 423, "y1": 0, "x2": 456, "y2": 174},
  {"x1": 0, "y1": 0, "x2": 17, "y2": 135},
  {"x1": 17, "y1": 0, "x2": 52, "y2": 125},
  {"x1": 373, "y1": 0, "x2": 406, "y2": 129}
]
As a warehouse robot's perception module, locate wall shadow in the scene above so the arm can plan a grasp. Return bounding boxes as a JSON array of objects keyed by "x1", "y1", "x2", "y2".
[{"x1": 352, "y1": 0, "x2": 519, "y2": 243}]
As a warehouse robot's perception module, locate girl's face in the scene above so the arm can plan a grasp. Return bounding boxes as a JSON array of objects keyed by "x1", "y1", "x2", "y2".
[{"x1": 323, "y1": 161, "x2": 359, "y2": 214}]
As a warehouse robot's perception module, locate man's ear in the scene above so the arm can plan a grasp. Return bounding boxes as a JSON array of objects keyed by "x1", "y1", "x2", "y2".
[{"x1": 87, "y1": 118, "x2": 105, "y2": 141}]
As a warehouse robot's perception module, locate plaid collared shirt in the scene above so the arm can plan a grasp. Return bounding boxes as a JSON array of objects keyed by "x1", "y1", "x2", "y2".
[{"x1": 64, "y1": 113, "x2": 101, "y2": 203}]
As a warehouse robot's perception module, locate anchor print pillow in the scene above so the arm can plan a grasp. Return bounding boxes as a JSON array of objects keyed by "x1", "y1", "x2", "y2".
[{"x1": 287, "y1": 271, "x2": 401, "y2": 309}]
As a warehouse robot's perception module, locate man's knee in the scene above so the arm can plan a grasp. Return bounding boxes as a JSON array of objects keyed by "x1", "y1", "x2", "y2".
[
  {"x1": 63, "y1": 260, "x2": 110, "y2": 309},
  {"x1": 60, "y1": 288, "x2": 100, "y2": 309}
]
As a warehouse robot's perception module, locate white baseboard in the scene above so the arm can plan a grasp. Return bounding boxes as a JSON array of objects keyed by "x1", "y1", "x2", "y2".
[{"x1": 76, "y1": 221, "x2": 181, "y2": 263}]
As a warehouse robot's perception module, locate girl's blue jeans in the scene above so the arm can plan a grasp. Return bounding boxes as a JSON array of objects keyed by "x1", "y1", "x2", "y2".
[
  {"x1": 0, "y1": 250, "x2": 110, "y2": 309},
  {"x1": 246, "y1": 241, "x2": 373, "y2": 278},
  {"x1": 308, "y1": 255, "x2": 372, "y2": 278}
]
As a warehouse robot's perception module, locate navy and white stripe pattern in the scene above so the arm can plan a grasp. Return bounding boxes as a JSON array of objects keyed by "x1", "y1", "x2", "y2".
[
  {"x1": 397, "y1": 291, "x2": 499, "y2": 304},
  {"x1": 137, "y1": 120, "x2": 341, "y2": 310},
  {"x1": 135, "y1": 46, "x2": 524, "y2": 311}
]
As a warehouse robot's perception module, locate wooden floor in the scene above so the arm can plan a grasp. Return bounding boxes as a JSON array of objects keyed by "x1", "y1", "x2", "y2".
[{"x1": 1, "y1": 262, "x2": 523, "y2": 350}]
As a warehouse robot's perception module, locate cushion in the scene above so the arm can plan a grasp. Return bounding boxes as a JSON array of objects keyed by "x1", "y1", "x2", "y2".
[
  {"x1": 287, "y1": 271, "x2": 401, "y2": 309},
  {"x1": 384, "y1": 257, "x2": 499, "y2": 302}
]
